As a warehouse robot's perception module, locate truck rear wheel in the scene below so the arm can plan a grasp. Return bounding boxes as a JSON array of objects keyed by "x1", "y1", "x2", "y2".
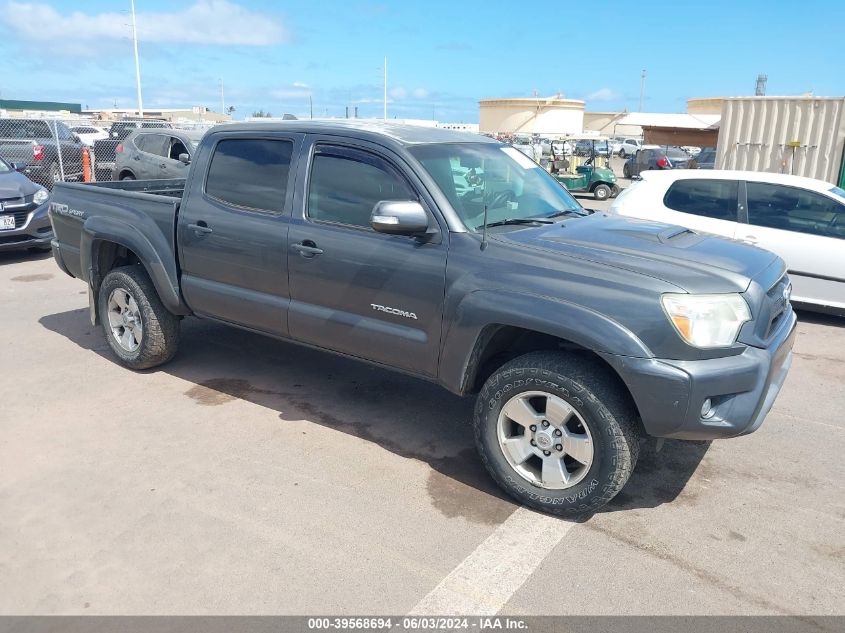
[
  {"x1": 98, "y1": 265, "x2": 179, "y2": 370},
  {"x1": 473, "y1": 351, "x2": 640, "y2": 517}
]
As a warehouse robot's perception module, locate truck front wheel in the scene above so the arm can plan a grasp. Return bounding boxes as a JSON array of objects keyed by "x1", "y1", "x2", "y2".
[
  {"x1": 98, "y1": 265, "x2": 180, "y2": 370},
  {"x1": 473, "y1": 351, "x2": 641, "y2": 517}
]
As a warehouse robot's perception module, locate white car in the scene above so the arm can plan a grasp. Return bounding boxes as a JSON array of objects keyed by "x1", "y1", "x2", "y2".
[
  {"x1": 609, "y1": 170, "x2": 845, "y2": 315},
  {"x1": 70, "y1": 125, "x2": 108, "y2": 147},
  {"x1": 617, "y1": 138, "x2": 641, "y2": 158},
  {"x1": 682, "y1": 146, "x2": 702, "y2": 157},
  {"x1": 609, "y1": 139, "x2": 624, "y2": 154}
]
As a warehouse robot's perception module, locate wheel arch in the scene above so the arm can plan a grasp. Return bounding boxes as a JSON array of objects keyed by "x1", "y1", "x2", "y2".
[
  {"x1": 439, "y1": 290, "x2": 652, "y2": 400},
  {"x1": 80, "y1": 217, "x2": 188, "y2": 319}
]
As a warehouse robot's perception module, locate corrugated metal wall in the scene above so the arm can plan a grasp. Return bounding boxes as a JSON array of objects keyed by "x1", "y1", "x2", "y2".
[{"x1": 716, "y1": 97, "x2": 845, "y2": 184}]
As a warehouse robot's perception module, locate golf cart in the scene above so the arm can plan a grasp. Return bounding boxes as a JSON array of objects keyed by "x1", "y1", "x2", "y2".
[{"x1": 549, "y1": 137, "x2": 619, "y2": 200}]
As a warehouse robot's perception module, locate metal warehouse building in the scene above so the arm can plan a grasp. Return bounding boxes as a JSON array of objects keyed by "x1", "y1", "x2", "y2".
[
  {"x1": 479, "y1": 97, "x2": 585, "y2": 135},
  {"x1": 716, "y1": 96, "x2": 845, "y2": 187}
]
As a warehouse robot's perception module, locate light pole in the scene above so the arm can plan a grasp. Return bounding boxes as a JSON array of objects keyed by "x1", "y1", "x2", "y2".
[
  {"x1": 130, "y1": 0, "x2": 144, "y2": 116},
  {"x1": 383, "y1": 57, "x2": 388, "y2": 120},
  {"x1": 639, "y1": 69, "x2": 646, "y2": 112},
  {"x1": 219, "y1": 78, "x2": 225, "y2": 115}
]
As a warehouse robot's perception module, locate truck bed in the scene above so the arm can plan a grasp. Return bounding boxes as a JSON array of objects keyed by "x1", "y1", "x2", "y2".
[{"x1": 49, "y1": 179, "x2": 185, "y2": 294}]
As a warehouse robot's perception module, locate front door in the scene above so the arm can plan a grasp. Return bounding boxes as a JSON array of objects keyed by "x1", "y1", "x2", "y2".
[
  {"x1": 737, "y1": 180, "x2": 845, "y2": 308},
  {"x1": 177, "y1": 132, "x2": 304, "y2": 336},
  {"x1": 286, "y1": 140, "x2": 448, "y2": 376}
]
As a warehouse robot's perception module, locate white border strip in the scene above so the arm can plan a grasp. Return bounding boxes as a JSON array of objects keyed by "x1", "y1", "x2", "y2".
[{"x1": 409, "y1": 508, "x2": 576, "y2": 615}]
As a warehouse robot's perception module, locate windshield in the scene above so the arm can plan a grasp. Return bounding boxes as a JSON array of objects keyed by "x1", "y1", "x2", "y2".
[
  {"x1": 0, "y1": 158, "x2": 11, "y2": 174},
  {"x1": 410, "y1": 142, "x2": 584, "y2": 231},
  {"x1": 666, "y1": 147, "x2": 689, "y2": 159}
]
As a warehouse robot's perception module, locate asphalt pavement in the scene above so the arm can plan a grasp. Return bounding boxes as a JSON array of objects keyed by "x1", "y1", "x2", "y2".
[{"x1": 1, "y1": 237, "x2": 843, "y2": 615}]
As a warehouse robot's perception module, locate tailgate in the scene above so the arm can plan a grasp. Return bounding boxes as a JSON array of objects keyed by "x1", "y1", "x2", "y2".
[{"x1": 0, "y1": 140, "x2": 36, "y2": 165}]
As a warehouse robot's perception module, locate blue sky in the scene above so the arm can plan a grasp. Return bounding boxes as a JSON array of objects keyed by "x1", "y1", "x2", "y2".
[{"x1": 0, "y1": 0, "x2": 843, "y2": 121}]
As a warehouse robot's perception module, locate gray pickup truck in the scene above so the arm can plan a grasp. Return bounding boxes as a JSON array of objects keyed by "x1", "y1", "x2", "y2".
[{"x1": 48, "y1": 121, "x2": 796, "y2": 516}]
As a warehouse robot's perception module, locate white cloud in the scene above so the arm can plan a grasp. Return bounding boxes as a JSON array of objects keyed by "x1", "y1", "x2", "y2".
[
  {"x1": 585, "y1": 88, "x2": 620, "y2": 102},
  {"x1": 292, "y1": 82, "x2": 310, "y2": 89},
  {"x1": 0, "y1": 0, "x2": 288, "y2": 50},
  {"x1": 389, "y1": 87, "x2": 429, "y2": 100}
]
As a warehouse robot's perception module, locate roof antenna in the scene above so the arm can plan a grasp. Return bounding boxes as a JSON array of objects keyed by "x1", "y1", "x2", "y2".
[{"x1": 480, "y1": 204, "x2": 489, "y2": 251}]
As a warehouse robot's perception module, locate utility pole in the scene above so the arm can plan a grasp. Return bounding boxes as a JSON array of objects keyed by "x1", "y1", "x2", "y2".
[
  {"x1": 639, "y1": 69, "x2": 646, "y2": 112},
  {"x1": 219, "y1": 78, "x2": 225, "y2": 114},
  {"x1": 130, "y1": 0, "x2": 144, "y2": 117},
  {"x1": 383, "y1": 56, "x2": 388, "y2": 120},
  {"x1": 309, "y1": 95, "x2": 313, "y2": 119}
]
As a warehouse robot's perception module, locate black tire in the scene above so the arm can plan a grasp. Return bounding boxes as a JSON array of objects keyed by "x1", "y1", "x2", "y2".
[
  {"x1": 593, "y1": 184, "x2": 612, "y2": 200},
  {"x1": 623, "y1": 163, "x2": 631, "y2": 179},
  {"x1": 473, "y1": 351, "x2": 641, "y2": 518},
  {"x1": 120, "y1": 172, "x2": 135, "y2": 181},
  {"x1": 618, "y1": 149, "x2": 626, "y2": 158},
  {"x1": 98, "y1": 265, "x2": 179, "y2": 370}
]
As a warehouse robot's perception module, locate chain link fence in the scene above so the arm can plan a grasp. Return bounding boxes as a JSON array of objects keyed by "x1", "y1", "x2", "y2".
[{"x1": 0, "y1": 113, "x2": 226, "y2": 189}]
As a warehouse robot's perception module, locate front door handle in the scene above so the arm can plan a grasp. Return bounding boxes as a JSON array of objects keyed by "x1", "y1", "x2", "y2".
[
  {"x1": 739, "y1": 234, "x2": 758, "y2": 244},
  {"x1": 291, "y1": 241, "x2": 323, "y2": 257},
  {"x1": 187, "y1": 222, "x2": 212, "y2": 236}
]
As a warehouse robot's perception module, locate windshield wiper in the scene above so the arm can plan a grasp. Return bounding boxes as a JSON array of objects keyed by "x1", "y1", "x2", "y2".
[
  {"x1": 480, "y1": 217, "x2": 555, "y2": 229},
  {"x1": 546, "y1": 208, "x2": 590, "y2": 218}
]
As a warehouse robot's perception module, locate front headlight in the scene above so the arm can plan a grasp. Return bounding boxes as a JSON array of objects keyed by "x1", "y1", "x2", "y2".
[
  {"x1": 661, "y1": 293, "x2": 751, "y2": 348},
  {"x1": 33, "y1": 188, "x2": 49, "y2": 205}
]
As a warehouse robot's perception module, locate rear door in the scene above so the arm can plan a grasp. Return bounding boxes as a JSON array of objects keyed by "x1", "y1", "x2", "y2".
[
  {"x1": 737, "y1": 181, "x2": 845, "y2": 309},
  {"x1": 133, "y1": 133, "x2": 168, "y2": 179},
  {"x1": 286, "y1": 138, "x2": 448, "y2": 376},
  {"x1": 177, "y1": 130, "x2": 304, "y2": 336}
]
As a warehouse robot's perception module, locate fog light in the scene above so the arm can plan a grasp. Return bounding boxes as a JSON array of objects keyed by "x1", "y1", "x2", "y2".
[{"x1": 701, "y1": 398, "x2": 714, "y2": 419}]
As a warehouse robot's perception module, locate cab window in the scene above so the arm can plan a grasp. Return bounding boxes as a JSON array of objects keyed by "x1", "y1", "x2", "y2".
[
  {"x1": 307, "y1": 147, "x2": 415, "y2": 228},
  {"x1": 205, "y1": 138, "x2": 293, "y2": 213}
]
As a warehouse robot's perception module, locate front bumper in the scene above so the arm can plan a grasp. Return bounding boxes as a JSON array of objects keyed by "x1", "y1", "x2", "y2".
[
  {"x1": 601, "y1": 311, "x2": 797, "y2": 440},
  {"x1": 0, "y1": 202, "x2": 54, "y2": 251}
]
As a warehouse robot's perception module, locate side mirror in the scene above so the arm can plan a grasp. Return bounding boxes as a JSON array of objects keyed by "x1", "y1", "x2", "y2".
[
  {"x1": 11, "y1": 162, "x2": 26, "y2": 172},
  {"x1": 178, "y1": 153, "x2": 191, "y2": 165},
  {"x1": 371, "y1": 200, "x2": 428, "y2": 236}
]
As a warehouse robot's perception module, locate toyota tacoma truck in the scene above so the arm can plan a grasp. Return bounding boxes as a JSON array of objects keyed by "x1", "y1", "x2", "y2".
[{"x1": 48, "y1": 122, "x2": 796, "y2": 517}]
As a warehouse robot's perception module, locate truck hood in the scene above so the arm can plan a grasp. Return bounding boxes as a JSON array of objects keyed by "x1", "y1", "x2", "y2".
[
  {"x1": 494, "y1": 213, "x2": 779, "y2": 294},
  {"x1": 0, "y1": 170, "x2": 41, "y2": 199}
]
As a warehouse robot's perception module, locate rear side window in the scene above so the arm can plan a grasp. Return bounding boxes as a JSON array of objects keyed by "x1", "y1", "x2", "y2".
[
  {"x1": 135, "y1": 133, "x2": 168, "y2": 157},
  {"x1": 747, "y1": 182, "x2": 845, "y2": 238},
  {"x1": 307, "y1": 148, "x2": 415, "y2": 228},
  {"x1": 663, "y1": 179, "x2": 738, "y2": 220},
  {"x1": 205, "y1": 138, "x2": 293, "y2": 213}
]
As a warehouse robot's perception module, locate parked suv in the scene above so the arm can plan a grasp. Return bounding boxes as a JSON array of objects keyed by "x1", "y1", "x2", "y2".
[
  {"x1": 623, "y1": 146, "x2": 691, "y2": 178},
  {"x1": 113, "y1": 128, "x2": 206, "y2": 181},
  {"x1": 0, "y1": 118, "x2": 85, "y2": 188},
  {"x1": 93, "y1": 120, "x2": 171, "y2": 181},
  {"x1": 0, "y1": 156, "x2": 52, "y2": 251},
  {"x1": 610, "y1": 170, "x2": 845, "y2": 315}
]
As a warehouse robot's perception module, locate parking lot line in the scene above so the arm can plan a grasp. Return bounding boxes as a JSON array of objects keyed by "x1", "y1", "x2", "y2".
[{"x1": 408, "y1": 507, "x2": 576, "y2": 615}]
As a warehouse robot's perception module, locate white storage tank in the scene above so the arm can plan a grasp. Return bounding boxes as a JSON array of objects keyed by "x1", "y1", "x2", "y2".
[
  {"x1": 716, "y1": 96, "x2": 845, "y2": 186},
  {"x1": 479, "y1": 98, "x2": 585, "y2": 135}
]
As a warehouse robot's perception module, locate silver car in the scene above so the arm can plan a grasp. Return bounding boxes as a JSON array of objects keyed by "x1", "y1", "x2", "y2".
[{"x1": 112, "y1": 128, "x2": 206, "y2": 181}]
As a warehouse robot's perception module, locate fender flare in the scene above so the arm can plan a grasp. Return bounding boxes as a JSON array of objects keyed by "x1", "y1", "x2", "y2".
[
  {"x1": 80, "y1": 215, "x2": 188, "y2": 316},
  {"x1": 438, "y1": 290, "x2": 653, "y2": 395}
]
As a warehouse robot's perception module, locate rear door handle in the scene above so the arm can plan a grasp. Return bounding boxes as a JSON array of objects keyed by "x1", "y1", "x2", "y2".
[
  {"x1": 291, "y1": 241, "x2": 323, "y2": 257},
  {"x1": 187, "y1": 222, "x2": 212, "y2": 235},
  {"x1": 738, "y1": 234, "x2": 758, "y2": 244}
]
